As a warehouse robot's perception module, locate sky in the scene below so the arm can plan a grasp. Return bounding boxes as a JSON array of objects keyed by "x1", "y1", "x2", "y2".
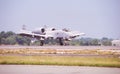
[{"x1": 0, "y1": 0, "x2": 120, "y2": 39}]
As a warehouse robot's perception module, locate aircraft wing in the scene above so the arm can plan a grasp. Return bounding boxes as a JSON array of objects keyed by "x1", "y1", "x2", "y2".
[
  {"x1": 79, "y1": 33, "x2": 85, "y2": 36},
  {"x1": 17, "y1": 30, "x2": 49, "y2": 38},
  {"x1": 69, "y1": 31, "x2": 85, "y2": 38}
]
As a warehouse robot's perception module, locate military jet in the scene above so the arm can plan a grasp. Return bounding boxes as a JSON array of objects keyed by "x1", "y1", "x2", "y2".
[{"x1": 18, "y1": 26, "x2": 85, "y2": 46}]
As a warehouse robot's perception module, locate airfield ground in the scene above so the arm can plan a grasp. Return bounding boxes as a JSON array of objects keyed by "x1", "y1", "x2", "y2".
[
  {"x1": 0, "y1": 45, "x2": 120, "y2": 50},
  {"x1": 0, "y1": 46, "x2": 120, "y2": 57},
  {"x1": 0, "y1": 46, "x2": 120, "y2": 67},
  {"x1": 0, "y1": 65, "x2": 120, "y2": 74}
]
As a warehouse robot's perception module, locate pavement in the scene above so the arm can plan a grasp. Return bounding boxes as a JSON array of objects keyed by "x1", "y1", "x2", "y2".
[
  {"x1": 0, "y1": 65, "x2": 120, "y2": 74},
  {"x1": 0, "y1": 45, "x2": 120, "y2": 50},
  {"x1": 0, "y1": 45, "x2": 120, "y2": 57}
]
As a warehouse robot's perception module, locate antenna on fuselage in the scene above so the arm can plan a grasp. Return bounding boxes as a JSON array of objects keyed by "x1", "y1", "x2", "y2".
[
  {"x1": 43, "y1": 25, "x2": 47, "y2": 29},
  {"x1": 22, "y1": 24, "x2": 26, "y2": 30}
]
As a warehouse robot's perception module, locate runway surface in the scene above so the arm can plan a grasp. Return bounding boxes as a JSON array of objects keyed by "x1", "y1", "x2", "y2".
[
  {"x1": 0, "y1": 65, "x2": 120, "y2": 74},
  {"x1": 0, "y1": 45, "x2": 120, "y2": 50},
  {"x1": 0, "y1": 46, "x2": 120, "y2": 57}
]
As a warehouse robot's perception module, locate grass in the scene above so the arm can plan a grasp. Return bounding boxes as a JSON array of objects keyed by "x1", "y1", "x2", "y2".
[
  {"x1": 0, "y1": 48, "x2": 120, "y2": 67},
  {"x1": 0, "y1": 56, "x2": 120, "y2": 68},
  {"x1": 0, "y1": 48, "x2": 120, "y2": 56}
]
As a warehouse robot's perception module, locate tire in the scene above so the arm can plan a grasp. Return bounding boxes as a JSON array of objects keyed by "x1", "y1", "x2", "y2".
[
  {"x1": 58, "y1": 38, "x2": 64, "y2": 46},
  {"x1": 40, "y1": 40, "x2": 44, "y2": 46}
]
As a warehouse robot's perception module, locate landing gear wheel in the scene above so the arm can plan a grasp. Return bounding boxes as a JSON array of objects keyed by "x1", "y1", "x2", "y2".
[
  {"x1": 58, "y1": 38, "x2": 64, "y2": 46},
  {"x1": 40, "y1": 40, "x2": 44, "y2": 46}
]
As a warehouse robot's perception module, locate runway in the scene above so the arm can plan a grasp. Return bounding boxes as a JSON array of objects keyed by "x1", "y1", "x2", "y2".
[
  {"x1": 0, "y1": 45, "x2": 120, "y2": 50},
  {"x1": 0, "y1": 65, "x2": 120, "y2": 74},
  {"x1": 0, "y1": 45, "x2": 120, "y2": 57}
]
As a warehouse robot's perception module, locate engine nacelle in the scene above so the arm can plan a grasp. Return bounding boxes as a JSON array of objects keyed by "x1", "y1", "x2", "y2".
[{"x1": 32, "y1": 28, "x2": 46, "y2": 35}]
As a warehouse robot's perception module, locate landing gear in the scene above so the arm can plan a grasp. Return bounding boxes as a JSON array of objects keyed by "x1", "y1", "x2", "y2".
[
  {"x1": 58, "y1": 38, "x2": 70, "y2": 46},
  {"x1": 40, "y1": 40, "x2": 44, "y2": 46},
  {"x1": 39, "y1": 37, "x2": 45, "y2": 46},
  {"x1": 58, "y1": 38, "x2": 64, "y2": 46}
]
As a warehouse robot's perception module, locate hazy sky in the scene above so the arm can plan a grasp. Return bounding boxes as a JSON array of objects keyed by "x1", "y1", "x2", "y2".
[{"x1": 0, "y1": 0, "x2": 120, "y2": 39}]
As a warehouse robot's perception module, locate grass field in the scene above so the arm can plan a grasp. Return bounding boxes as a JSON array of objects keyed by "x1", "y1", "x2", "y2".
[
  {"x1": 0, "y1": 56, "x2": 120, "y2": 68},
  {"x1": 0, "y1": 48, "x2": 120, "y2": 56},
  {"x1": 0, "y1": 48, "x2": 120, "y2": 67}
]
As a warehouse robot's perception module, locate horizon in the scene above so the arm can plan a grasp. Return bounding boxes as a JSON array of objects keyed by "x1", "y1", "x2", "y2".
[{"x1": 0, "y1": 30, "x2": 117, "y2": 40}]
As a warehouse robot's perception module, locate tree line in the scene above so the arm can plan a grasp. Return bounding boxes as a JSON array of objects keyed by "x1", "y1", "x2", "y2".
[
  {"x1": 0, "y1": 31, "x2": 112, "y2": 46},
  {"x1": 0, "y1": 31, "x2": 31, "y2": 45}
]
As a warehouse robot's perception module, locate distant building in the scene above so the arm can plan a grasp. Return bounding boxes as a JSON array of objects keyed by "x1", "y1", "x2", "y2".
[{"x1": 112, "y1": 40, "x2": 120, "y2": 46}]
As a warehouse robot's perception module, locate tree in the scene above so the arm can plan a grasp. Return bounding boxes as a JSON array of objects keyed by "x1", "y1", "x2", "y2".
[
  {"x1": 91, "y1": 39, "x2": 99, "y2": 45},
  {"x1": 101, "y1": 37, "x2": 112, "y2": 46},
  {"x1": 16, "y1": 35, "x2": 31, "y2": 45},
  {"x1": 5, "y1": 36, "x2": 16, "y2": 45}
]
